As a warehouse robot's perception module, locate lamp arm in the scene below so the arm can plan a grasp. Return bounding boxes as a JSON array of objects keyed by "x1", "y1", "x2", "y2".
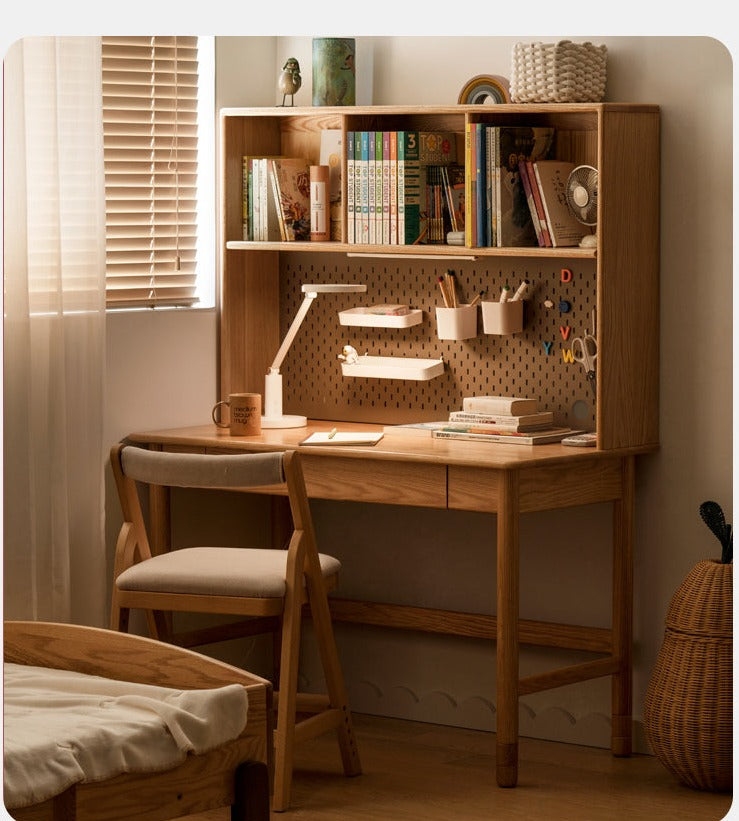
[{"x1": 269, "y1": 293, "x2": 317, "y2": 373}]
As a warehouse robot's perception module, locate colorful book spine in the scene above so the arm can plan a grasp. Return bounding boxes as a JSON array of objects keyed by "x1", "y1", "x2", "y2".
[
  {"x1": 518, "y1": 159, "x2": 544, "y2": 247},
  {"x1": 252, "y1": 158, "x2": 262, "y2": 240},
  {"x1": 464, "y1": 123, "x2": 475, "y2": 247},
  {"x1": 399, "y1": 130, "x2": 420, "y2": 244},
  {"x1": 475, "y1": 123, "x2": 486, "y2": 247},
  {"x1": 397, "y1": 130, "x2": 405, "y2": 244},
  {"x1": 485, "y1": 126, "x2": 496, "y2": 247},
  {"x1": 389, "y1": 131, "x2": 398, "y2": 244},
  {"x1": 359, "y1": 131, "x2": 370, "y2": 244},
  {"x1": 267, "y1": 159, "x2": 287, "y2": 241},
  {"x1": 526, "y1": 160, "x2": 552, "y2": 246},
  {"x1": 246, "y1": 157, "x2": 251, "y2": 241},
  {"x1": 346, "y1": 131, "x2": 355, "y2": 243},
  {"x1": 367, "y1": 131, "x2": 376, "y2": 244},
  {"x1": 375, "y1": 131, "x2": 384, "y2": 245},
  {"x1": 354, "y1": 130, "x2": 362, "y2": 244},
  {"x1": 382, "y1": 131, "x2": 391, "y2": 245},
  {"x1": 262, "y1": 158, "x2": 282, "y2": 241}
]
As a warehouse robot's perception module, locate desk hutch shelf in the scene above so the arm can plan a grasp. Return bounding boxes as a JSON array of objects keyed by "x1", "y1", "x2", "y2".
[{"x1": 219, "y1": 104, "x2": 659, "y2": 451}]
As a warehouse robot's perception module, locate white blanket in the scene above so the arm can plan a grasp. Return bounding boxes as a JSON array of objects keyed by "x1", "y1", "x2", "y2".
[{"x1": 3, "y1": 662, "x2": 249, "y2": 809}]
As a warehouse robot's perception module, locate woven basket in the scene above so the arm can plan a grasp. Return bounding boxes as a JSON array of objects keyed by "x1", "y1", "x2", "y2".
[
  {"x1": 643, "y1": 559, "x2": 732, "y2": 791},
  {"x1": 510, "y1": 41, "x2": 607, "y2": 103}
]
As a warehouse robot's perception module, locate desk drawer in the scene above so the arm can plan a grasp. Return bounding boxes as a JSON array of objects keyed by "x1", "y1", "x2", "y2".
[
  {"x1": 301, "y1": 455, "x2": 446, "y2": 508},
  {"x1": 449, "y1": 459, "x2": 624, "y2": 513}
]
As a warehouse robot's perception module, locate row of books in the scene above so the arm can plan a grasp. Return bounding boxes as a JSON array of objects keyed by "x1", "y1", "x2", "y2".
[
  {"x1": 346, "y1": 130, "x2": 463, "y2": 246},
  {"x1": 242, "y1": 156, "x2": 311, "y2": 242},
  {"x1": 241, "y1": 133, "x2": 589, "y2": 250},
  {"x1": 463, "y1": 125, "x2": 590, "y2": 249},
  {"x1": 383, "y1": 395, "x2": 583, "y2": 445}
]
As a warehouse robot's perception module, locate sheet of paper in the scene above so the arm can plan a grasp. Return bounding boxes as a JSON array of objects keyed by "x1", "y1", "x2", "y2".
[{"x1": 300, "y1": 431, "x2": 384, "y2": 446}]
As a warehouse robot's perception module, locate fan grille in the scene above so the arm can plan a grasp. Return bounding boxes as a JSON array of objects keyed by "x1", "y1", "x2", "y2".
[{"x1": 566, "y1": 165, "x2": 598, "y2": 226}]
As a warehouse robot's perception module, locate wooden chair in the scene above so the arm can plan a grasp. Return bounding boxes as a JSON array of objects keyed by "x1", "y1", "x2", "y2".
[{"x1": 109, "y1": 444, "x2": 361, "y2": 812}]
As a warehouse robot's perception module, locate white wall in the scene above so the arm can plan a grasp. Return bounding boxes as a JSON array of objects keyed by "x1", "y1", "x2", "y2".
[{"x1": 104, "y1": 35, "x2": 733, "y2": 750}]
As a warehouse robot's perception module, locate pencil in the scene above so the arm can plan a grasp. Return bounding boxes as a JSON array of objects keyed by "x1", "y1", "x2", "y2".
[
  {"x1": 445, "y1": 270, "x2": 457, "y2": 307},
  {"x1": 437, "y1": 276, "x2": 451, "y2": 307},
  {"x1": 468, "y1": 289, "x2": 486, "y2": 307}
]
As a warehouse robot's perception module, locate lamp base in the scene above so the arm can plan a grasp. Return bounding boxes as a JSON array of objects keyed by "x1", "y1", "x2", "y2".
[{"x1": 261, "y1": 414, "x2": 307, "y2": 429}]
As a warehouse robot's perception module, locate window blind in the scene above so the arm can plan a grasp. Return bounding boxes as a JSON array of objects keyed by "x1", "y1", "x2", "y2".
[{"x1": 102, "y1": 36, "x2": 199, "y2": 309}]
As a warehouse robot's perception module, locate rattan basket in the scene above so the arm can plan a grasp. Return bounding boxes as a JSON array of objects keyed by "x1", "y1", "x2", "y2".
[
  {"x1": 510, "y1": 41, "x2": 607, "y2": 103},
  {"x1": 643, "y1": 559, "x2": 732, "y2": 792}
]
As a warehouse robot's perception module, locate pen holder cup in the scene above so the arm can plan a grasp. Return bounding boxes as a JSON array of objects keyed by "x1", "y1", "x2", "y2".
[
  {"x1": 435, "y1": 304, "x2": 478, "y2": 341},
  {"x1": 481, "y1": 301, "x2": 524, "y2": 335}
]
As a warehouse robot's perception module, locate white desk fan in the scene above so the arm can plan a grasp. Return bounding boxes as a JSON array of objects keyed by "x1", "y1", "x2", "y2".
[{"x1": 565, "y1": 165, "x2": 598, "y2": 248}]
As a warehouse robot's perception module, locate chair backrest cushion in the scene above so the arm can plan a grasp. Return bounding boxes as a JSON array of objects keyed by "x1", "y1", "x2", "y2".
[{"x1": 121, "y1": 447, "x2": 285, "y2": 489}]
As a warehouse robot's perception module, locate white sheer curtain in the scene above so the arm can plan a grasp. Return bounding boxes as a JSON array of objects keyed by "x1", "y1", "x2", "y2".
[{"x1": 3, "y1": 37, "x2": 107, "y2": 625}]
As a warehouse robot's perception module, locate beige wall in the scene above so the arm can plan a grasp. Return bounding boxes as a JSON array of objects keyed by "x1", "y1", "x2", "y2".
[{"x1": 105, "y1": 36, "x2": 733, "y2": 750}]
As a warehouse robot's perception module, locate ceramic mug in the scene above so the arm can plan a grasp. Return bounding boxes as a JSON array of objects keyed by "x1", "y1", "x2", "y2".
[{"x1": 212, "y1": 393, "x2": 262, "y2": 436}]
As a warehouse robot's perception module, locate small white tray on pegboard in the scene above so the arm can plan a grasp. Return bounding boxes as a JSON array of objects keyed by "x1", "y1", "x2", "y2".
[
  {"x1": 340, "y1": 355, "x2": 445, "y2": 381},
  {"x1": 339, "y1": 307, "x2": 424, "y2": 328}
]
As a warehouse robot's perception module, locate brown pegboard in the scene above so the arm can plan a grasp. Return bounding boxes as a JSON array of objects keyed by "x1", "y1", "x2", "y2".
[{"x1": 279, "y1": 253, "x2": 597, "y2": 428}]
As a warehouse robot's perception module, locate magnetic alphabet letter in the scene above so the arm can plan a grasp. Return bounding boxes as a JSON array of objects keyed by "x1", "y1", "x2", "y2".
[
  {"x1": 559, "y1": 326, "x2": 572, "y2": 341},
  {"x1": 561, "y1": 268, "x2": 573, "y2": 283},
  {"x1": 562, "y1": 348, "x2": 575, "y2": 363},
  {"x1": 543, "y1": 340, "x2": 553, "y2": 355}
]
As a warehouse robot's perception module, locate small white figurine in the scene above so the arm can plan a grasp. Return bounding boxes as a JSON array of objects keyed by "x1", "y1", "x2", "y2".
[{"x1": 337, "y1": 344, "x2": 359, "y2": 365}]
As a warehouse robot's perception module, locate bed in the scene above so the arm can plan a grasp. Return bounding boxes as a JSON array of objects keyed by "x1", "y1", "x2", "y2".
[{"x1": 3, "y1": 621, "x2": 272, "y2": 821}]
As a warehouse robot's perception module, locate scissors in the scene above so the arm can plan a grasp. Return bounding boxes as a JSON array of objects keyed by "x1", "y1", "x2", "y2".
[{"x1": 571, "y1": 311, "x2": 597, "y2": 396}]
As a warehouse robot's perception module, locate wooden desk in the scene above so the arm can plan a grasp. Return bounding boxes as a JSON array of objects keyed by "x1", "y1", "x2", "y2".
[{"x1": 128, "y1": 420, "x2": 654, "y2": 788}]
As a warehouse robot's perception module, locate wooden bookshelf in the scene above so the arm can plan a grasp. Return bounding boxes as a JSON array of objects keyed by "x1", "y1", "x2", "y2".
[{"x1": 218, "y1": 104, "x2": 660, "y2": 451}]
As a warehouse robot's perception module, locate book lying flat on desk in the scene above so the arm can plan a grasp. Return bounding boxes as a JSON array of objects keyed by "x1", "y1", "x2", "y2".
[
  {"x1": 382, "y1": 421, "x2": 450, "y2": 437},
  {"x1": 432, "y1": 427, "x2": 584, "y2": 445},
  {"x1": 461, "y1": 395, "x2": 539, "y2": 415},
  {"x1": 300, "y1": 431, "x2": 384, "y2": 446},
  {"x1": 448, "y1": 410, "x2": 554, "y2": 430}
]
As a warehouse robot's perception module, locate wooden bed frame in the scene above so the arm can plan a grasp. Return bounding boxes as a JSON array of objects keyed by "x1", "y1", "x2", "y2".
[{"x1": 3, "y1": 621, "x2": 272, "y2": 821}]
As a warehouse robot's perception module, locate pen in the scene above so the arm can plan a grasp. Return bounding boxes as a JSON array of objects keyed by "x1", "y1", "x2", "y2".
[
  {"x1": 509, "y1": 279, "x2": 529, "y2": 302},
  {"x1": 327, "y1": 427, "x2": 337, "y2": 439},
  {"x1": 499, "y1": 284, "x2": 510, "y2": 303}
]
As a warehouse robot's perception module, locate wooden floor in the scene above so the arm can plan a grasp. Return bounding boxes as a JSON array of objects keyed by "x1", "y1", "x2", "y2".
[{"x1": 180, "y1": 714, "x2": 732, "y2": 820}]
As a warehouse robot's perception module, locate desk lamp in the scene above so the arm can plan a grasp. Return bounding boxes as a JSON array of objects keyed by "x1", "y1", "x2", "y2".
[{"x1": 263, "y1": 282, "x2": 367, "y2": 428}]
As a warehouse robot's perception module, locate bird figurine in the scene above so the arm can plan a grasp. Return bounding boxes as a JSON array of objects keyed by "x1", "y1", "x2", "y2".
[{"x1": 278, "y1": 58, "x2": 302, "y2": 107}]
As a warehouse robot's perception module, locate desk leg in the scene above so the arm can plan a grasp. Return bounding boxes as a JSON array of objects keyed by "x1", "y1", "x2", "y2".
[
  {"x1": 612, "y1": 455, "x2": 634, "y2": 756},
  {"x1": 496, "y1": 469, "x2": 520, "y2": 787}
]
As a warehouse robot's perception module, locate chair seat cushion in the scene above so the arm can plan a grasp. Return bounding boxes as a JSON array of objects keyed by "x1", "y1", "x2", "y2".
[{"x1": 116, "y1": 547, "x2": 341, "y2": 598}]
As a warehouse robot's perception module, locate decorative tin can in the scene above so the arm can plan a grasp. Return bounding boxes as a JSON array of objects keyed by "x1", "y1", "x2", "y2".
[{"x1": 312, "y1": 38, "x2": 356, "y2": 106}]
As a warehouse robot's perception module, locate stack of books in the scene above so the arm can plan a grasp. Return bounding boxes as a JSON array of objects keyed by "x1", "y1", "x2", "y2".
[
  {"x1": 346, "y1": 130, "x2": 464, "y2": 246},
  {"x1": 521, "y1": 159, "x2": 590, "y2": 248},
  {"x1": 463, "y1": 125, "x2": 556, "y2": 249},
  {"x1": 242, "y1": 156, "x2": 311, "y2": 242},
  {"x1": 384, "y1": 395, "x2": 582, "y2": 445}
]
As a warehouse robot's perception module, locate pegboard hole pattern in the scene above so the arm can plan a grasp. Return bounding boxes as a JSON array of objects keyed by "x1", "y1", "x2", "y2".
[{"x1": 280, "y1": 254, "x2": 597, "y2": 428}]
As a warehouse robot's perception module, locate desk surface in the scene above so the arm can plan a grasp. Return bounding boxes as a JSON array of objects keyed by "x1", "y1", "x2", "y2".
[{"x1": 128, "y1": 421, "x2": 656, "y2": 471}]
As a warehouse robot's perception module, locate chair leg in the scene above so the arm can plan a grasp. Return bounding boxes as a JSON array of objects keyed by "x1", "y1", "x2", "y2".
[
  {"x1": 307, "y1": 579, "x2": 362, "y2": 778},
  {"x1": 272, "y1": 543, "x2": 305, "y2": 812},
  {"x1": 110, "y1": 591, "x2": 129, "y2": 633}
]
